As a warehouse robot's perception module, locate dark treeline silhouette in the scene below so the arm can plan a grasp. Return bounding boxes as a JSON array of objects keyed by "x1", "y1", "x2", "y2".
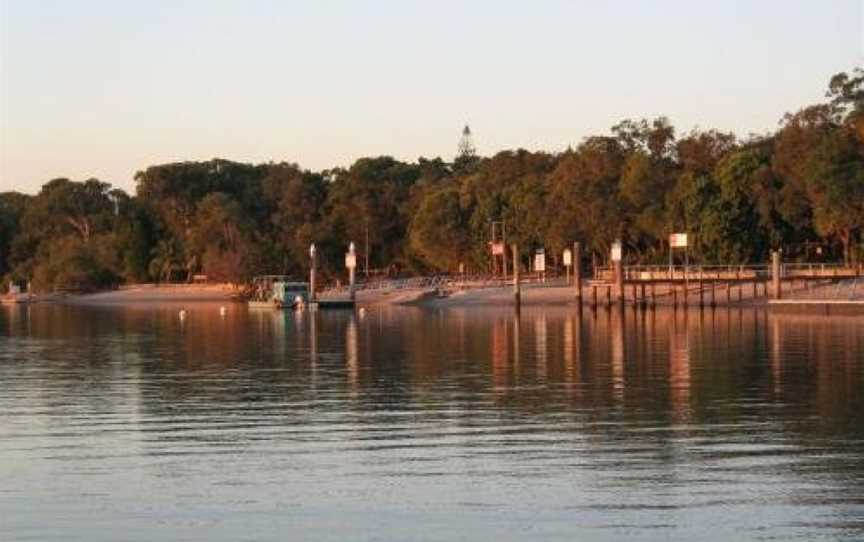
[{"x1": 1, "y1": 70, "x2": 862, "y2": 293}]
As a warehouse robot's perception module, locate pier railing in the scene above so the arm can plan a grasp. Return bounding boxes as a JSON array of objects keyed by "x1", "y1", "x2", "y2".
[
  {"x1": 594, "y1": 263, "x2": 858, "y2": 282},
  {"x1": 319, "y1": 272, "x2": 571, "y2": 295}
]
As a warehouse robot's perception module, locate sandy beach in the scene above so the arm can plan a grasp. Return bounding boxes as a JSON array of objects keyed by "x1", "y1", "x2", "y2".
[{"x1": 63, "y1": 284, "x2": 240, "y2": 305}]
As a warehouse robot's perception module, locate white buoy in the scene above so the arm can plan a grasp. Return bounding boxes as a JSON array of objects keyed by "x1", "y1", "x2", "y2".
[
  {"x1": 358, "y1": 307, "x2": 366, "y2": 319},
  {"x1": 294, "y1": 295, "x2": 305, "y2": 311},
  {"x1": 179, "y1": 309, "x2": 187, "y2": 321},
  {"x1": 219, "y1": 306, "x2": 227, "y2": 317}
]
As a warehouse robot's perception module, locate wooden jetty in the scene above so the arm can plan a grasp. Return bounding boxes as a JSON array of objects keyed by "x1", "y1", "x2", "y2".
[{"x1": 539, "y1": 247, "x2": 863, "y2": 311}]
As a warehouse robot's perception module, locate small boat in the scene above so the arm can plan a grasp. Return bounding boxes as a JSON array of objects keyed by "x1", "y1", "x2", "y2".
[{"x1": 247, "y1": 276, "x2": 310, "y2": 309}]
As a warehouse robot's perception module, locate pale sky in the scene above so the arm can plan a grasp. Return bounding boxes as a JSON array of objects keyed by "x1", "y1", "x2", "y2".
[{"x1": 1, "y1": 0, "x2": 862, "y2": 194}]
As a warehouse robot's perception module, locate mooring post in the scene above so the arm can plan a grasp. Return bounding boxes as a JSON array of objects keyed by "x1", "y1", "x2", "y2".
[
  {"x1": 512, "y1": 244, "x2": 521, "y2": 307},
  {"x1": 574, "y1": 242, "x2": 582, "y2": 305},
  {"x1": 699, "y1": 271, "x2": 704, "y2": 308},
  {"x1": 614, "y1": 261, "x2": 625, "y2": 304},
  {"x1": 591, "y1": 284, "x2": 598, "y2": 311},
  {"x1": 771, "y1": 250, "x2": 781, "y2": 299},
  {"x1": 606, "y1": 285, "x2": 612, "y2": 308},
  {"x1": 348, "y1": 242, "x2": 356, "y2": 302},
  {"x1": 672, "y1": 284, "x2": 678, "y2": 308},
  {"x1": 309, "y1": 243, "x2": 317, "y2": 303},
  {"x1": 682, "y1": 282, "x2": 688, "y2": 309}
]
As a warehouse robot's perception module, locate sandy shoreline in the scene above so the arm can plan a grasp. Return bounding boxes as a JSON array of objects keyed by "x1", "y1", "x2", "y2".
[
  {"x1": 61, "y1": 284, "x2": 240, "y2": 305},
  {"x1": 52, "y1": 283, "x2": 433, "y2": 307},
  {"x1": 9, "y1": 280, "x2": 818, "y2": 308}
]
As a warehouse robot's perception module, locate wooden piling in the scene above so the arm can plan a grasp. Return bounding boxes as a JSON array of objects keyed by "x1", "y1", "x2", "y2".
[
  {"x1": 309, "y1": 244, "x2": 317, "y2": 303},
  {"x1": 512, "y1": 244, "x2": 521, "y2": 307},
  {"x1": 771, "y1": 251, "x2": 781, "y2": 299},
  {"x1": 613, "y1": 261, "x2": 625, "y2": 304},
  {"x1": 573, "y1": 242, "x2": 582, "y2": 306},
  {"x1": 348, "y1": 252, "x2": 356, "y2": 302}
]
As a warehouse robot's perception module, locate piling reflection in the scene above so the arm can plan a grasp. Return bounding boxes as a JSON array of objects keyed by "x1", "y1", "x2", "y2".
[
  {"x1": 346, "y1": 312, "x2": 359, "y2": 388},
  {"x1": 610, "y1": 306, "x2": 625, "y2": 402},
  {"x1": 669, "y1": 310, "x2": 692, "y2": 422}
]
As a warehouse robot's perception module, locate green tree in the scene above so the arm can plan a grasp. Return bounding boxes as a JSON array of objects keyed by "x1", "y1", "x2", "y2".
[
  {"x1": 546, "y1": 139, "x2": 625, "y2": 262},
  {"x1": 0, "y1": 192, "x2": 31, "y2": 281},
  {"x1": 775, "y1": 105, "x2": 864, "y2": 263},
  {"x1": 409, "y1": 187, "x2": 472, "y2": 271},
  {"x1": 325, "y1": 157, "x2": 422, "y2": 275}
]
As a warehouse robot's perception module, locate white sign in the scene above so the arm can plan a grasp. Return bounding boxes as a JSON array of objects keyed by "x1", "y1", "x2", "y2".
[
  {"x1": 611, "y1": 242, "x2": 622, "y2": 263},
  {"x1": 345, "y1": 253, "x2": 357, "y2": 269},
  {"x1": 534, "y1": 251, "x2": 546, "y2": 272},
  {"x1": 490, "y1": 242, "x2": 505, "y2": 256},
  {"x1": 562, "y1": 248, "x2": 572, "y2": 267},
  {"x1": 669, "y1": 233, "x2": 688, "y2": 248}
]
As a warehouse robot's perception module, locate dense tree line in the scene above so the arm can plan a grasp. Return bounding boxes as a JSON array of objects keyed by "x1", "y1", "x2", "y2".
[{"x1": 1, "y1": 70, "x2": 863, "y2": 293}]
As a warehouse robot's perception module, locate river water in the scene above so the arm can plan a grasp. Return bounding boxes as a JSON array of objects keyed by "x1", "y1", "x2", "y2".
[{"x1": 1, "y1": 303, "x2": 863, "y2": 541}]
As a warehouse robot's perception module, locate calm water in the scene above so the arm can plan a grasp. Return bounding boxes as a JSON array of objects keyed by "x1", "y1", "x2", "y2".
[{"x1": 1, "y1": 303, "x2": 863, "y2": 541}]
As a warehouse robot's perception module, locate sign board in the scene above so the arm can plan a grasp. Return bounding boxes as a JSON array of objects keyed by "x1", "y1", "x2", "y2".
[
  {"x1": 534, "y1": 250, "x2": 546, "y2": 272},
  {"x1": 490, "y1": 242, "x2": 505, "y2": 256},
  {"x1": 669, "y1": 233, "x2": 688, "y2": 248},
  {"x1": 345, "y1": 253, "x2": 357, "y2": 269},
  {"x1": 562, "y1": 248, "x2": 572, "y2": 267},
  {"x1": 610, "y1": 242, "x2": 622, "y2": 263}
]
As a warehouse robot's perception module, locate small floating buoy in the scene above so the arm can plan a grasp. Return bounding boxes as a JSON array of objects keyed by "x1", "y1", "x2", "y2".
[
  {"x1": 294, "y1": 295, "x2": 305, "y2": 311},
  {"x1": 179, "y1": 309, "x2": 187, "y2": 321},
  {"x1": 358, "y1": 307, "x2": 366, "y2": 318},
  {"x1": 219, "y1": 306, "x2": 227, "y2": 317}
]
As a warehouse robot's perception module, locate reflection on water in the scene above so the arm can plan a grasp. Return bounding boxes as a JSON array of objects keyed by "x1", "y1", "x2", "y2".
[{"x1": 1, "y1": 303, "x2": 864, "y2": 541}]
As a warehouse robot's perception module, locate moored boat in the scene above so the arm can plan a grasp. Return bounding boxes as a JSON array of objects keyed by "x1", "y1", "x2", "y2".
[{"x1": 247, "y1": 276, "x2": 310, "y2": 309}]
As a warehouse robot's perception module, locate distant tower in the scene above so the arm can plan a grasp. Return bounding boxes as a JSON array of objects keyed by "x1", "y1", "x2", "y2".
[{"x1": 457, "y1": 125, "x2": 476, "y2": 160}]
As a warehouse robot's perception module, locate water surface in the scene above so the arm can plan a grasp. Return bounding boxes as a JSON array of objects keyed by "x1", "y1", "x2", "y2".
[{"x1": 1, "y1": 304, "x2": 863, "y2": 541}]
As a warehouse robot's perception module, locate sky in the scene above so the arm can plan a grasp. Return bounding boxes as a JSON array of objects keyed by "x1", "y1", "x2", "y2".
[{"x1": 1, "y1": 0, "x2": 862, "y2": 194}]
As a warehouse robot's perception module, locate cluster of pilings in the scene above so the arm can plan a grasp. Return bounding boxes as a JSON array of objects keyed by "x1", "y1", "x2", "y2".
[{"x1": 511, "y1": 248, "x2": 860, "y2": 311}]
